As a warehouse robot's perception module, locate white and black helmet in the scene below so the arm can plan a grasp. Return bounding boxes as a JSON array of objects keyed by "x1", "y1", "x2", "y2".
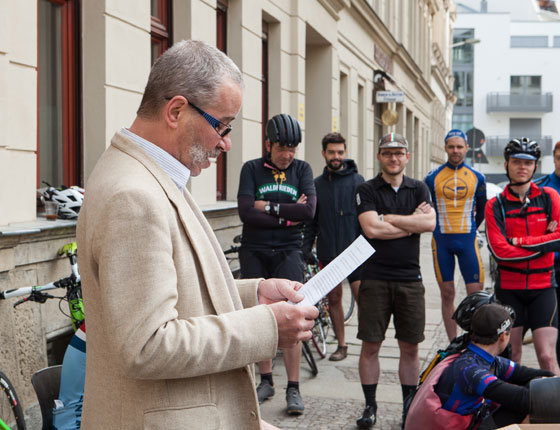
[{"x1": 43, "y1": 184, "x2": 84, "y2": 219}]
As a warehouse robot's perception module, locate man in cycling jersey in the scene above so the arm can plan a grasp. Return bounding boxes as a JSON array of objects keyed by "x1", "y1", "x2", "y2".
[
  {"x1": 305, "y1": 132, "x2": 364, "y2": 362},
  {"x1": 237, "y1": 113, "x2": 316, "y2": 415},
  {"x1": 534, "y1": 140, "x2": 560, "y2": 366},
  {"x1": 486, "y1": 138, "x2": 560, "y2": 375},
  {"x1": 77, "y1": 41, "x2": 317, "y2": 430},
  {"x1": 425, "y1": 129, "x2": 487, "y2": 341},
  {"x1": 405, "y1": 303, "x2": 554, "y2": 430}
]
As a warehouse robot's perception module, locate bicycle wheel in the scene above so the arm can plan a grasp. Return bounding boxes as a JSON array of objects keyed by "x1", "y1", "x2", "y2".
[
  {"x1": 0, "y1": 370, "x2": 26, "y2": 430},
  {"x1": 344, "y1": 293, "x2": 355, "y2": 324},
  {"x1": 311, "y1": 320, "x2": 328, "y2": 359},
  {"x1": 301, "y1": 341, "x2": 318, "y2": 376}
]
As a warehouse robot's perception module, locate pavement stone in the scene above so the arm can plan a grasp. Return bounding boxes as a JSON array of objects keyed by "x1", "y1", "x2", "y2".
[{"x1": 259, "y1": 233, "x2": 542, "y2": 429}]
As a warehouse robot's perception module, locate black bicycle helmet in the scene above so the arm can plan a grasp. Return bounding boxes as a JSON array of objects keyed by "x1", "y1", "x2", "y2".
[
  {"x1": 266, "y1": 113, "x2": 302, "y2": 147},
  {"x1": 452, "y1": 291, "x2": 497, "y2": 332},
  {"x1": 504, "y1": 138, "x2": 541, "y2": 161}
]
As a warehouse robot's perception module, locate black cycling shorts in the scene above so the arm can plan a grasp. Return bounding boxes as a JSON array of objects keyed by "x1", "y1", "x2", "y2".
[
  {"x1": 239, "y1": 248, "x2": 305, "y2": 283},
  {"x1": 496, "y1": 287, "x2": 558, "y2": 330}
]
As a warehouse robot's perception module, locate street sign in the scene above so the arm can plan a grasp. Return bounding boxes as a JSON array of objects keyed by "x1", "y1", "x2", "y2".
[{"x1": 376, "y1": 91, "x2": 405, "y2": 103}]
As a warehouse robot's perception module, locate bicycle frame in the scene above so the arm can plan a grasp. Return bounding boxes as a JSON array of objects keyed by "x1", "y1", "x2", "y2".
[{"x1": 0, "y1": 242, "x2": 84, "y2": 331}]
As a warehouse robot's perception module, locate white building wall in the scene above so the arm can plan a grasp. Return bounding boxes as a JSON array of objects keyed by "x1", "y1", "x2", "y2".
[{"x1": 455, "y1": 10, "x2": 560, "y2": 178}]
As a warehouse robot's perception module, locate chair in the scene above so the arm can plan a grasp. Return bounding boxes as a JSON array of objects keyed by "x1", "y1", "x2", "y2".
[{"x1": 31, "y1": 365, "x2": 62, "y2": 430}]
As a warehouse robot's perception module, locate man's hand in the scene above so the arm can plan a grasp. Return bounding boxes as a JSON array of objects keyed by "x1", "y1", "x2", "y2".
[
  {"x1": 547, "y1": 220, "x2": 558, "y2": 233},
  {"x1": 268, "y1": 301, "x2": 318, "y2": 348},
  {"x1": 257, "y1": 278, "x2": 304, "y2": 304},
  {"x1": 258, "y1": 278, "x2": 318, "y2": 348},
  {"x1": 414, "y1": 201, "x2": 432, "y2": 215},
  {"x1": 297, "y1": 194, "x2": 307, "y2": 204}
]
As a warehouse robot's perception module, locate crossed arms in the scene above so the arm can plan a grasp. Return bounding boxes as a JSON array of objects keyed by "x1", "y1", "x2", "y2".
[{"x1": 359, "y1": 201, "x2": 436, "y2": 240}]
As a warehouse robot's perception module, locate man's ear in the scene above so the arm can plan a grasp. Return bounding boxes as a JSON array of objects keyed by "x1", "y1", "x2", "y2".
[
  {"x1": 164, "y1": 96, "x2": 188, "y2": 129},
  {"x1": 265, "y1": 139, "x2": 271, "y2": 153}
]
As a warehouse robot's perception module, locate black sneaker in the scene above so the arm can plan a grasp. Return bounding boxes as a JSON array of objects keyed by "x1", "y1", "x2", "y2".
[
  {"x1": 286, "y1": 387, "x2": 304, "y2": 415},
  {"x1": 256, "y1": 380, "x2": 275, "y2": 404},
  {"x1": 356, "y1": 405, "x2": 377, "y2": 428}
]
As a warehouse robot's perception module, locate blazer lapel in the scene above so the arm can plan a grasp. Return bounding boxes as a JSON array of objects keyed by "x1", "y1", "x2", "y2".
[{"x1": 111, "y1": 132, "x2": 241, "y2": 314}]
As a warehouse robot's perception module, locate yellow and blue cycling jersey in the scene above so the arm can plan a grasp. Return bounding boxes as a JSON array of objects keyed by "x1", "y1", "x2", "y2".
[
  {"x1": 424, "y1": 161, "x2": 487, "y2": 234},
  {"x1": 425, "y1": 162, "x2": 487, "y2": 283}
]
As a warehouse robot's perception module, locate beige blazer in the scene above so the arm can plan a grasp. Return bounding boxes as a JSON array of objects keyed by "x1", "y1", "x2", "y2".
[{"x1": 77, "y1": 132, "x2": 278, "y2": 429}]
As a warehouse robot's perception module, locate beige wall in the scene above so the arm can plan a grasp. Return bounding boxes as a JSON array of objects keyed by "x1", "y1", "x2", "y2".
[{"x1": 0, "y1": 1, "x2": 37, "y2": 226}]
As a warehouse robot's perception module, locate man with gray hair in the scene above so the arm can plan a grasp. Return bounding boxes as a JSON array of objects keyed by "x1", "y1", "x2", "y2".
[{"x1": 77, "y1": 40, "x2": 318, "y2": 430}]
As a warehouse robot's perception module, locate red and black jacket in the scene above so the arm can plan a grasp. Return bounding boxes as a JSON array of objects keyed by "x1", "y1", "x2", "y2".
[{"x1": 485, "y1": 182, "x2": 560, "y2": 290}]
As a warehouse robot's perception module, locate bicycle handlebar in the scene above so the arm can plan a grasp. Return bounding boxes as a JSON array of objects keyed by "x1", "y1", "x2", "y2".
[
  {"x1": 0, "y1": 282, "x2": 58, "y2": 300},
  {"x1": 224, "y1": 246, "x2": 240, "y2": 255}
]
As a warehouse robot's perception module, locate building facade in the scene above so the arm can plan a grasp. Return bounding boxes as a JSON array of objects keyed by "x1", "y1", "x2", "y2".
[
  {"x1": 0, "y1": 0, "x2": 454, "y2": 423},
  {"x1": 453, "y1": 0, "x2": 560, "y2": 183}
]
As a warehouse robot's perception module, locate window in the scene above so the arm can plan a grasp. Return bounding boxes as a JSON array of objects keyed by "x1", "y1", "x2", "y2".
[
  {"x1": 38, "y1": 0, "x2": 81, "y2": 187},
  {"x1": 510, "y1": 36, "x2": 548, "y2": 48},
  {"x1": 216, "y1": 0, "x2": 228, "y2": 200},
  {"x1": 554, "y1": 36, "x2": 560, "y2": 47},
  {"x1": 452, "y1": 29, "x2": 475, "y2": 64},
  {"x1": 452, "y1": 114, "x2": 473, "y2": 134},
  {"x1": 151, "y1": 0, "x2": 172, "y2": 65},
  {"x1": 453, "y1": 71, "x2": 473, "y2": 107},
  {"x1": 510, "y1": 76, "x2": 541, "y2": 94}
]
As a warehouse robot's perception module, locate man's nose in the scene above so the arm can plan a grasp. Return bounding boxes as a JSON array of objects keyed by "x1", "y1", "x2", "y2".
[{"x1": 220, "y1": 135, "x2": 232, "y2": 153}]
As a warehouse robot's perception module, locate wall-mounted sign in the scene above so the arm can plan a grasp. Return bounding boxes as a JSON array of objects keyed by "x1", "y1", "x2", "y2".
[{"x1": 376, "y1": 91, "x2": 405, "y2": 103}]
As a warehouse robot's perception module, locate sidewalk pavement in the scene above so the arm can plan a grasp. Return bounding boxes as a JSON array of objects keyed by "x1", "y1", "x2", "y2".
[{"x1": 259, "y1": 233, "x2": 540, "y2": 429}]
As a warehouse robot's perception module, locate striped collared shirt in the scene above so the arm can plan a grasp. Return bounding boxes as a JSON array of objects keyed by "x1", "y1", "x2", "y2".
[{"x1": 121, "y1": 127, "x2": 191, "y2": 190}]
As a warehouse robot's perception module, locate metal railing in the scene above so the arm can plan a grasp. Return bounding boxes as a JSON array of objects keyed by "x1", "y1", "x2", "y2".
[
  {"x1": 486, "y1": 92, "x2": 553, "y2": 113},
  {"x1": 485, "y1": 135, "x2": 553, "y2": 156}
]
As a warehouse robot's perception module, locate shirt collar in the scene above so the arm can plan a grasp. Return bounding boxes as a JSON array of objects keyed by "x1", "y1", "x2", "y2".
[
  {"x1": 445, "y1": 161, "x2": 465, "y2": 170},
  {"x1": 467, "y1": 342, "x2": 495, "y2": 364},
  {"x1": 373, "y1": 173, "x2": 414, "y2": 190},
  {"x1": 121, "y1": 127, "x2": 191, "y2": 190}
]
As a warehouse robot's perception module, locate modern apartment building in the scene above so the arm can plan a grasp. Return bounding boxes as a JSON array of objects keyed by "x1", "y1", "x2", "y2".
[{"x1": 453, "y1": 0, "x2": 560, "y2": 183}]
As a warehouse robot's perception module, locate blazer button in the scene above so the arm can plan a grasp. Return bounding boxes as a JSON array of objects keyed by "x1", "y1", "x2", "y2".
[{"x1": 250, "y1": 411, "x2": 257, "y2": 420}]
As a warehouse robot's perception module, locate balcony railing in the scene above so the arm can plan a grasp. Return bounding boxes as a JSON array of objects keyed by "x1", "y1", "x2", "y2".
[
  {"x1": 486, "y1": 92, "x2": 553, "y2": 113},
  {"x1": 485, "y1": 136, "x2": 553, "y2": 156}
]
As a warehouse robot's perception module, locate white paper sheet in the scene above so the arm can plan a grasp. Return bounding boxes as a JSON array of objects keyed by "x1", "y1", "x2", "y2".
[{"x1": 294, "y1": 235, "x2": 375, "y2": 306}]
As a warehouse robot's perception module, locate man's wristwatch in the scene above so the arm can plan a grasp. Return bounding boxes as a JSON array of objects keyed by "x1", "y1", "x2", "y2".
[{"x1": 264, "y1": 201, "x2": 271, "y2": 214}]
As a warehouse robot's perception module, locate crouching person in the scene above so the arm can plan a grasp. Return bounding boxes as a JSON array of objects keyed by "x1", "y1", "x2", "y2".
[{"x1": 405, "y1": 303, "x2": 554, "y2": 430}]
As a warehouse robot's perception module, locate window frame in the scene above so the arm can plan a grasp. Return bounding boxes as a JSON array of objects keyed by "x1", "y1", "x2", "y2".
[
  {"x1": 151, "y1": 0, "x2": 172, "y2": 64},
  {"x1": 37, "y1": 0, "x2": 82, "y2": 187}
]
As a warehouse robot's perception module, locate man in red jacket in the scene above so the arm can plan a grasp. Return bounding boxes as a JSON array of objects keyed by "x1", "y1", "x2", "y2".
[{"x1": 486, "y1": 138, "x2": 560, "y2": 374}]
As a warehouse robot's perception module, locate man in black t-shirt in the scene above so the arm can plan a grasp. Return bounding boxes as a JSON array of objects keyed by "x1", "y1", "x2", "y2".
[
  {"x1": 237, "y1": 113, "x2": 316, "y2": 415},
  {"x1": 355, "y1": 133, "x2": 436, "y2": 429}
]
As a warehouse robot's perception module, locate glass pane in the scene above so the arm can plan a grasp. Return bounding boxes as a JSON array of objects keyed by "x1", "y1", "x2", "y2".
[
  {"x1": 151, "y1": 40, "x2": 160, "y2": 65},
  {"x1": 38, "y1": 0, "x2": 63, "y2": 187},
  {"x1": 510, "y1": 75, "x2": 521, "y2": 93},
  {"x1": 151, "y1": 0, "x2": 160, "y2": 18},
  {"x1": 527, "y1": 76, "x2": 542, "y2": 94}
]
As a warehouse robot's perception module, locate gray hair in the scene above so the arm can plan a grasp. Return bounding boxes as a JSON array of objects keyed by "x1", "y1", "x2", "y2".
[{"x1": 137, "y1": 40, "x2": 243, "y2": 118}]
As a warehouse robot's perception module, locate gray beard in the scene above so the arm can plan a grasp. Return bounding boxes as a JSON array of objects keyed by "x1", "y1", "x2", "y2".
[{"x1": 189, "y1": 142, "x2": 221, "y2": 166}]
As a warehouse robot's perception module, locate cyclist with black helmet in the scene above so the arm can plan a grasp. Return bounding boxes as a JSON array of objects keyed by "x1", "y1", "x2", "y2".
[
  {"x1": 405, "y1": 303, "x2": 554, "y2": 430},
  {"x1": 237, "y1": 113, "x2": 316, "y2": 415},
  {"x1": 486, "y1": 138, "x2": 560, "y2": 374}
]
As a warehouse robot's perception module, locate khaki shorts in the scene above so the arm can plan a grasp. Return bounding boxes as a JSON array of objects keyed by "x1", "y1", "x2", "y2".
[{"x1": 357, "y1": 279, "x2": 425, "y2": 344}]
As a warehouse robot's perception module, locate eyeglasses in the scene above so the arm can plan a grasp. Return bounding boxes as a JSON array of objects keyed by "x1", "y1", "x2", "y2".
[
  {"x1": 380, "y1": 151, "x2": 407, "y2": 159},
  {"x1": 165, "y1": 97, "x2": 232, "y2": 137},
  {"x1": 189, "y1": 102, "x2": 232, "y2": 138}
]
